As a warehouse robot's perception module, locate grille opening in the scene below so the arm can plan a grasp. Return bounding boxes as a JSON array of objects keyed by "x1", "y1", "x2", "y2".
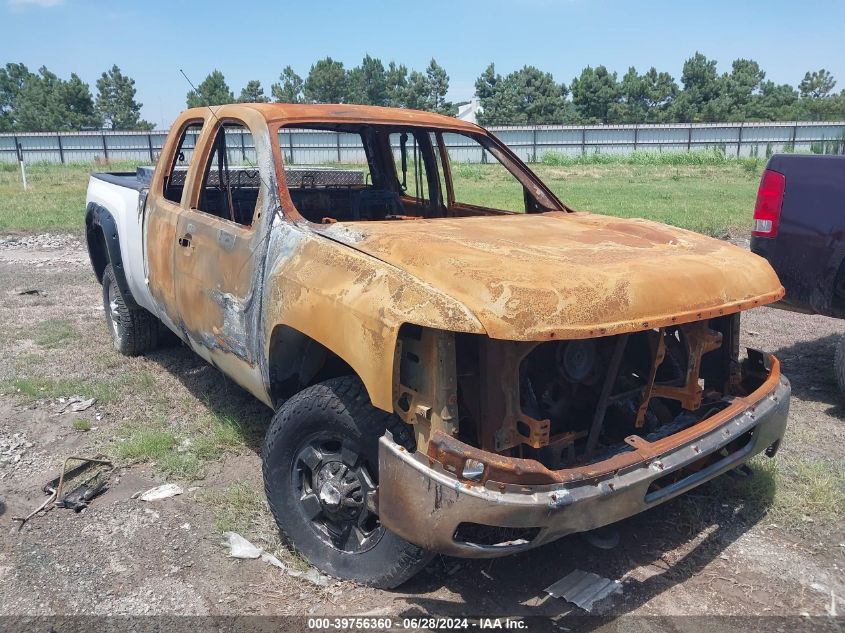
[
  {"x1": 645, "y1": 429, "x2": 755, "y2": 497},
  {"x1": 453, "y1": 522, "x2": 541, "y2": 548}
]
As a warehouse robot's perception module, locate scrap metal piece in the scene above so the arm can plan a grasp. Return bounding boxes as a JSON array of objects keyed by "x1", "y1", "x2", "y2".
[
  {"x1": 14, "y1": 455, "x2": 112, "y2": 530},
  {"x1": 545, "y1": 569, "x2": 623, "y2": 612},
  {"x1": 59, "y1": 477, "x2": 108, "y2": 511},
  {"x1": 139, "y1": 483, "x2": 183, "y2": 501}
]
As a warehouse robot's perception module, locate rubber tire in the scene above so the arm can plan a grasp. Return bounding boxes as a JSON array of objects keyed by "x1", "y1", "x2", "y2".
[
  {"x1": 102, "y1": 264, "x2": 159, "y2": 356},
  {"x1": 835, "y1": 333, "x2": 845, "y2": 393},
  {"x1": 262, "y1": 376, "x2": 432, "y2": 589}
]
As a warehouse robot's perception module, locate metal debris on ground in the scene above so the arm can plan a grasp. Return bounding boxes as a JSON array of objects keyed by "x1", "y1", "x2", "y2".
[
  {"x1": 12, "y1": 455, "x2": 113, "y2": 530},
  {"x1": 54, "y1": 396, "x2": 96, "y2": 414},
  {"x1": 138, "y1": 483, "x2": 183, "y2": 501},
  {"x1": 545, "y1": 569, "x2": 623, "y2": 612},
  {"x1": 224, "y1": 531, "x2": 263, "y2": 559},
  {"x1": 70, "y1": 398, "x2": 96, "y2": 412},
  {"x1": 222, "y1": 532, "x2": 330, "y2": 587}
]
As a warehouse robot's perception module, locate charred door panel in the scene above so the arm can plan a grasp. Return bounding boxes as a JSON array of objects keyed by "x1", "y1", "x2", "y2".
[
  {"x1": 146, "y1": 118, "x2": 207, "y2": 326},
  {"x1": 174, "y1": 213, "x2": 256, "y2": 360},
  {"x1": 172, "y1": 117, "x2": 270, "y2": 403}
]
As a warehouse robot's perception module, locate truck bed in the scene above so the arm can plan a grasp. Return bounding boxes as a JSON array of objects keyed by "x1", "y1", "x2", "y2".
[{"x1": 92, "y1": 166, "x2": 155, "y2": 190}]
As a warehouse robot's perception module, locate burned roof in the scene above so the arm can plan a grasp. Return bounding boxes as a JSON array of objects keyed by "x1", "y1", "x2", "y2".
[{"x1": 180, "y1": 103, "x2": 482, "y2": 132}]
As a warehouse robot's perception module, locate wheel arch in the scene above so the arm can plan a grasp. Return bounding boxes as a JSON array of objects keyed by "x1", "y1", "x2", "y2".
[
  {"x1": 85, "y1": 202, "x2": 139, "y2": 308},
  {"x1": 267, "y1": 324, "x2": 364, "y2": 408}
]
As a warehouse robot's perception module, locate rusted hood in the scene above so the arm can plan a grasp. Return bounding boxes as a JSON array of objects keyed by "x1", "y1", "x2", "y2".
[{"x1": 320, "y1": 212, "x2": 784, "y2": 340}]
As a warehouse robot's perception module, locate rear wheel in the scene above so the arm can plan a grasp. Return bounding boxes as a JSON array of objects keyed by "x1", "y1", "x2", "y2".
[
  {"x1": 262, "y1": 376, "x2": 431, "y2": 588},
  {"x1": 102, "y1": 264, "x2": 158, "y2": 356}
]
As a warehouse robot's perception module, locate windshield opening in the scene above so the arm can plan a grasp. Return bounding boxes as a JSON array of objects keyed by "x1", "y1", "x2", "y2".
[{"x1": 276, "y1": 124, "x2": 562, "y2": 223}]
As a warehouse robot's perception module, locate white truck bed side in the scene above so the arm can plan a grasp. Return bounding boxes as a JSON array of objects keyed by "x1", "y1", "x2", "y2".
[{"x1": 85, "y1": 176, "x2": 158, "y2": 315}]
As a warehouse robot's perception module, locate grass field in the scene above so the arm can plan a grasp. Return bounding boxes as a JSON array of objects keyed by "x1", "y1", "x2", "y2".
[{"x1": 0, "y1": 152, "x2": 766, "y2": 237}]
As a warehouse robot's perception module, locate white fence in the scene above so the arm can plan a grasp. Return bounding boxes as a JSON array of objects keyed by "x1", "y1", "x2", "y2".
[{"x1": 1, "y1": 121, "x2": 844, "y2": 165}]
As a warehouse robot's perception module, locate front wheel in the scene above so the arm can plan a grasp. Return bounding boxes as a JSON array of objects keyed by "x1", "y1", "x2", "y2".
[{"x1": 262, "y1": 376, "x2": 431, "y2": 589}]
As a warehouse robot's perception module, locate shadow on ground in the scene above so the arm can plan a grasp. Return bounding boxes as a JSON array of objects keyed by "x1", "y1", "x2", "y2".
[
  {"x1": 142, "y1": 339, "x2": 778, "y2": 621},
  {"x1": 145, "y1": 342, "x2": 271, "y2": 454},
  {"x1": 768, "y1": 332, "x2": 844, "y2": 417},
  {"x1": 388, "y1": 465, "x2": 776, "y2": 622}
]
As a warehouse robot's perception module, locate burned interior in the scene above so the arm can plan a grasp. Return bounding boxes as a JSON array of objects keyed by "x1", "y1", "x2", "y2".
[
  {"x1": 393, "y1": 313, "x2": 773, "y2": 482},
  {"x1": 276, "y1": 123, "x2": 562, "y2": 223}
]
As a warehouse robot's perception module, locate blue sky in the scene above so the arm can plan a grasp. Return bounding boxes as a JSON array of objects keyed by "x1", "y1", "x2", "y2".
[{"x1": 2, "y1": 0, "x2": 843, "y2": 128}]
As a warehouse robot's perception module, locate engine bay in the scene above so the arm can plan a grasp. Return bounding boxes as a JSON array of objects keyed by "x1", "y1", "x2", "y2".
[{"x1": 395, "y1": 314, "x2": 745, "y2": 472}]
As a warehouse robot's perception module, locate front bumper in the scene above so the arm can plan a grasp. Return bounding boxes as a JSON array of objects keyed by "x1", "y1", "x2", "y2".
[{"x1": 377, "y1": 356, "x2": 790, "y2": 558}]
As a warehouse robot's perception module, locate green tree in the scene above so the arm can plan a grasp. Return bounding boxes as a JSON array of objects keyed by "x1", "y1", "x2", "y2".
[
  {"x1": 346, "y1": 55, "x2": 388, "y2": 106},
  {"x1": 475, "y1": 63, "x2": 499, "y2": 101},
  {"x1": 271, "y1": 66, "x2": 304, "y2": 103},
  {"x1": 385, "y1": 61, "x2": 408, "y2": 107},
  {"x1": 671, "y1": 52, "x2": 722, "y2": 122},
  {"x1": 238, "y1": 79, "x2": 269, "y2": 103},
  {"x1": 798, "y1": 69, "x2": 839, "y2": 120},
  {"x1": 186, "y1": 70, "x2": 234, "y2": 107},
  {"x1": 303, "y1": 57, "x2": 347, "y2": 103},
  {"x1": 63, "y1": 73, "x2": 102, "y2": 129},
  {"x1": 718, "y1": 58, "x2": 766, "y2": 121},
  {"x1": 0, "y1": 62, "x2": 32, "y2": 132},
  {"x1": 476, "y1": 64, "x2": 568, "y2": 125},
  {"x1": 425, "y1": 58, "x2": 453, "y2": 114},
  {"x1": 96, "y1": 65, "x2": 152, "y2": 130},
  {"x1": 475, "y1": 63, "x2": 519, "y2": 124},
  {"x1": 799, "y1": 69, "x2": 836, "y2": 98},
  {"x1": 14, "y1": 67, "x2": 62, "y2": 131},
  {"x1": 512, "y1": 66, "x2": 568, "y2": 124},
  {"x1": 610, "y1": 67, "x2": 677, "y2": 123},
  {"x1": 403, "y1": 70, "x2": 432, "y2": 111},
  {"x1": 744, "y1": 81, "x2": 800, "y2": 121},
  {"x1": 570, "y1": 65, "x2": 620, "y2": 122},
  {"x1": 16, "y1": 67, "x2": 101, "y2": 131}
]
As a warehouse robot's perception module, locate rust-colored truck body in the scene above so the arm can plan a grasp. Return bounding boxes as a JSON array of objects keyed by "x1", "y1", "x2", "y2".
[{"x1": 86, "y1": 104, "x2": 789, "y2": 573}]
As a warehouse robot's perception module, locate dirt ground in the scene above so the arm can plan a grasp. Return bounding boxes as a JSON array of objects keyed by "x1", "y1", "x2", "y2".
[{"x1": 0, "y1": 234, "x2": 842, "y2": 629}]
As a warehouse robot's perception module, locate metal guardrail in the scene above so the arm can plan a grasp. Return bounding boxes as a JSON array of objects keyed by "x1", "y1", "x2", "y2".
[{"x1": 1, "y1": 121, "x2": 843, "y2": 165}]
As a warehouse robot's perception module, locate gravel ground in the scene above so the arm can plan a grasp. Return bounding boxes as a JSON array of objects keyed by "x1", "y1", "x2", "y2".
[{"x1": 0, "y1": 235, "x2": 842, "y2": 628}]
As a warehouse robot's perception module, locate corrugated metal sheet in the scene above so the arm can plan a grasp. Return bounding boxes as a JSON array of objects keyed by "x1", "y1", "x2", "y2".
[
  {"x1": 1, "y1": 121, "x2": 843, "y2": 164},
  {"x1": 545, "y1": 569, "x2": 623, "y2": 612}
]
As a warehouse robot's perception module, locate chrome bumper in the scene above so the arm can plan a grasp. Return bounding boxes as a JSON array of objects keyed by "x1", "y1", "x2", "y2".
[{"x1": 377, "y1": 371, "x2": 790, "y2": 558}]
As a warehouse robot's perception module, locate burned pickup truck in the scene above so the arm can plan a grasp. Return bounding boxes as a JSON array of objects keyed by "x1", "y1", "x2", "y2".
[{"x1": 85, "y1": 104, "x2": 790, "y2": 588}]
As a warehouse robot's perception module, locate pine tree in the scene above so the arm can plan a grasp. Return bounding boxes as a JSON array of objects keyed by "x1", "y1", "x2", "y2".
[
  {"x1": 303, "y1": 58, "x2": 347, "y2": 103},
  {"x1": 186, "y1": 70, "x2": 234, "y2": 107},
  {"x1": 238, "y1": 79, "x2": 269, "y2": 103},
  {"x1": 271, "y1": 66, "x2": 304, "y2": 103},
  {"x1": 346, "y1": 55, "x2": 388, "y2": 106},
  {"x1": 96, "y1": 65, "x2": 152, "y2": 130}
]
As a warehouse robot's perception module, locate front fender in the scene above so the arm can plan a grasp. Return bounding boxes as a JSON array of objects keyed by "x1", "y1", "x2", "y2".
[{"x1": 261, "y1": 223, "x2": 484, "y2": 411}]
